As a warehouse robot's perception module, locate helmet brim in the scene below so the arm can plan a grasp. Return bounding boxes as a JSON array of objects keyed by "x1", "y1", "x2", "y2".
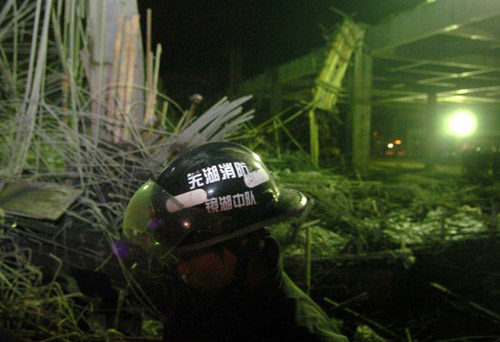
[
  {"x1": 123, "y1": 180, "x2": 193, "y2": 257},
  {"x1": 173, "y1": 187, "x2": 307, "y2": 254}
]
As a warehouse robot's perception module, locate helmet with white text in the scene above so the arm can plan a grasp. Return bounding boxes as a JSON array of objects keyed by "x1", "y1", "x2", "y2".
[{"x1": 123, "y1": 142, "x2": 307, "y2": 257}]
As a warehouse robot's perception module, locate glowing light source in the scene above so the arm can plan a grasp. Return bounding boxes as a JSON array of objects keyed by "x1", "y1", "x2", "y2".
[
  {"x1": 395, "y1": 139, "x2": 402, "y2": 145},
  {"x1": 447, "y1": 110, "x2": 477, "y2": 136},
  {"x1": 444, "y1": 24, "x2": 459, "y2": 32},
  {"x1": 387, "y1": 143, "x2": 394, "y2": 149}
]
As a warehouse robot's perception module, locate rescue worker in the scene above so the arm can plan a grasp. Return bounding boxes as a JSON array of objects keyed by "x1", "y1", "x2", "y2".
[{"x1": 123, "y1": 142, "x2": 348, "y2": 342}]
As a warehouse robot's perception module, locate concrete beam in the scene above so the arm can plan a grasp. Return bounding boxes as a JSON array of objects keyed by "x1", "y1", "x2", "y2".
[
  {"x1": 445, "y1": 26, "x2": 500, "y2": 43},
  {"x1": 237, "y1": 48, "x2": 325, "y2": 97},
  {"x1": 365, "y1": 0, "x2": 500, "y2": 53},
  {"x1": 425, "y1": 93, "x2": 438, "y2": 170},
  {"x1": 375, "y1": 54, "x2": 500, "y2": 73},
  {"x1": 278, "y1": 48, "x2": 325, "y2": 84}
]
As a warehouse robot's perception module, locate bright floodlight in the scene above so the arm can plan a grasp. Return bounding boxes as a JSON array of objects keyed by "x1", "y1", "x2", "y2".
[{"x1": 448, "y1": 110, "x2": 477, "y2": 136}]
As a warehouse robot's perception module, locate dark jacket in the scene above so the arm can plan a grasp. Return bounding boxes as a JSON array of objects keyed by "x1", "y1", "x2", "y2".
[{"x1": 163, "y1": 237, "x2": 348, "y2": 342}]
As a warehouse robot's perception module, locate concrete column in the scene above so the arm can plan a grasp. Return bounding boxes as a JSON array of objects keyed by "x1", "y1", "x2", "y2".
[
  {"x1": 269, "y1": 68, "x2": 282, "y2": 155},
  {"x1": 350, "y1": 43, "x2": 372, "y2": 177},
  {"x1": 425, "y1": 92, "x2": 438, "y2": 169}
]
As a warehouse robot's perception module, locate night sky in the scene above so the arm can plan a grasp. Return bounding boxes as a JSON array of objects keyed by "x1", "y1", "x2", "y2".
[{"x1": 138, "y1": 0, "x2": 425, "y2": 97}]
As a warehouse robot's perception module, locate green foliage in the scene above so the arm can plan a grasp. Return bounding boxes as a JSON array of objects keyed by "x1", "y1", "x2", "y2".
[
  {"x1": 0, "y1": 249, "x2": 87, "y2": 341},
  {"x1": 354, "y1": 324, "x2": 386, "y2": 342}
]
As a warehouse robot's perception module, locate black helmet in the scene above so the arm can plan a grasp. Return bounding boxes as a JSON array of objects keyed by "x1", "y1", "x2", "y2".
[{"x1": 123, "y1": 142, "x2": 307, "y2": 257}]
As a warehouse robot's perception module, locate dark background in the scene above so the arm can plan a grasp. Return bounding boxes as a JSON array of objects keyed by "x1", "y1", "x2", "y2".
[{"x1": 138, "y1": 0, "x2": 425, "y2": 98}]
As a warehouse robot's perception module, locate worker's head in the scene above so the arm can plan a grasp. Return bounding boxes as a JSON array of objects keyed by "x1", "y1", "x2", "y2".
[
  {"x1": 174, "y1": 235, "x2": 245, "y2": 291},
  {"x1": 123, "y1": 142, "x2": 306, "y2": 288}
]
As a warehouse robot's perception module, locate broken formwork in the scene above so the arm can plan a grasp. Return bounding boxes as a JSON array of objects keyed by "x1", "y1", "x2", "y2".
[
  {"x1": 1, "y1": 1, "x2": 498, "y2": 341},
  {"x1": 269, "y1": 167, "x2": 500, "y2": 340},
  {"x1": 309, "y1": 18, "x2": 365, "y2": 166}
]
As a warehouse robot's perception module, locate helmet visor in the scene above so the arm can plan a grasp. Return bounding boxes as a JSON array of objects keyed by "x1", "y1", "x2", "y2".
[
  {"x1": 123, "y1": 180, "x2": 193, "y2": 256},
  {"x1": 123, "y1": 180, "x2": 159, "y2": 236}
]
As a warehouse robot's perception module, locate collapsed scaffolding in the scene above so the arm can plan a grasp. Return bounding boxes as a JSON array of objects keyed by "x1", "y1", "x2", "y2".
[{"x1": 0, "y1": 2, "x2": 499, "y2": 341}]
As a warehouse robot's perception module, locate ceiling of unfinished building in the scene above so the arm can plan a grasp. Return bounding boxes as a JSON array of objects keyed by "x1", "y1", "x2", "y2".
[
  {"x1": 237, "y1": 0, "x2": 500, "y2": 109},
  {"x1": 367, "y1": 0, "x2": 500, "y2": 107}
]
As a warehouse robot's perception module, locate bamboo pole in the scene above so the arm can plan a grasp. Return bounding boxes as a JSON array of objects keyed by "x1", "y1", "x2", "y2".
[
  {"x1": 92, "y1": 0, "x2": 106, "y2": 143},
  {"x1": 86, "y1": 0, "x2": 145, "y2": 144},
  {"x1": 146, "y1": 8, "x2": 152, "y2": 87},
  {"x1": 144, "y1": 8, "x2": 153, "y2": 125},
  {"x1": 305, "y1": 225, "x2": 312, "y2": 295},
  {"x1": 9, "y1": 0, "x2": 51, "y2": 177},
  {"x1": 109, "y1": 15, "x2": 123, "y2": 143},
  {"x1": 119, "y1": 16, "x2": 132, "y2": 140},
  {"x1": 160, "y1": 100, "x2": 169, "y2": 130},
  {"x1": 313, "y1": 20, "x2": 362, "y2": 111},
  {"x1": 121, "y1": 14, "x2": 139, "y2": 141},
  {"x1": 144, "y1": 43, "x2": 162, "y2": 131},
  {"x1": 152, "y1": 43, "x2": 162, "y2": 104},
  {"x1": 309, "y1": 108, "x2": 319, "y2": 167},
  {"x1": 144, "y1": 14, "x2": 162, "y2": 128},
  {"x1": 306, "y1": 19, "x2": 363, "y2": 168},
  {"x1": 11, "y1": 0, "x2": 18, "y2": 97}
]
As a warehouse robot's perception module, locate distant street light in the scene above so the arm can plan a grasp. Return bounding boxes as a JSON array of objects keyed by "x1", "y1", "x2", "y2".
[{"x1": 447, "y1": 110, "x2": 477, "y2": 136}]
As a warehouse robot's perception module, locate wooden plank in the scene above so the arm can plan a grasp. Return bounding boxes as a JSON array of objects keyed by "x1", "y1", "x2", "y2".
[{"x1": 0, "y1": 181, "x2": 82, "y2": 221}]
